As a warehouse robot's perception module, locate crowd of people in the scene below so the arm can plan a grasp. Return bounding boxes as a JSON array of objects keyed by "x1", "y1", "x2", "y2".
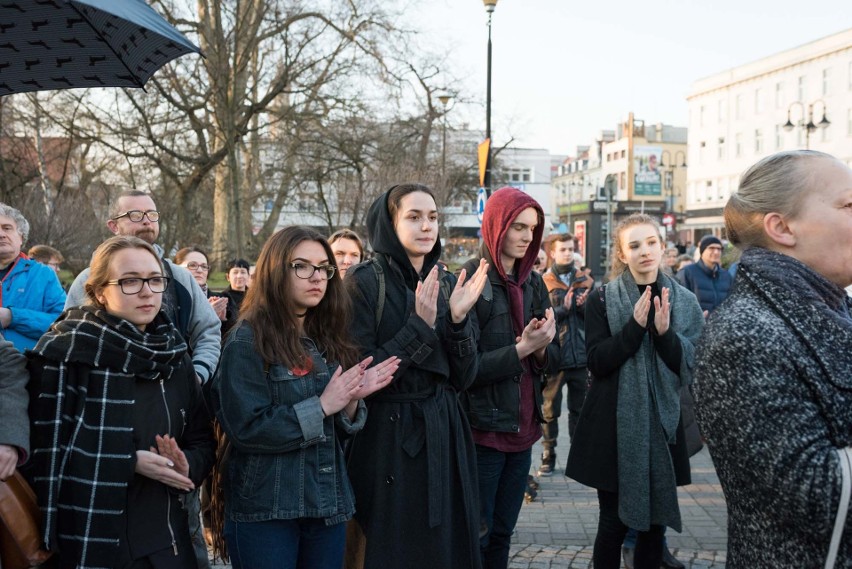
[{"x1": 1, "y1": 149, "x2": 852, "y2": 569}]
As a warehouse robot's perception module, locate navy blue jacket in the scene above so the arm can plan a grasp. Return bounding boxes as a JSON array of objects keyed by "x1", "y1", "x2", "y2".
[{"x1": 676, "y1": 260, "x2": 733, "y2": 314}]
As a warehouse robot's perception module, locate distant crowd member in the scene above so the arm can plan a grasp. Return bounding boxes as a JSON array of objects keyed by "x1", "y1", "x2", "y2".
[
  {"x1": 213, "y1": 226, "x2": 399, "y2": 569},
  {"x1": 0, "y1": 332, "x2": 29, "y2": 481},
  {"x1": 676, "y1": 235, "x2": 732, "y2": 314},
  {"x1": 462, "y1": 187, "x2": 559, "y2": 569},
  {"x1": 221, "y1": 258, "x2": 250, "y2": 337},
  {"x1": 567, "y1": 213, "x2": 703, "y2": 569},
  {"x1": 27, "y1": 236, "x2": 215, "y2": 569},
  {"x1": 328, "y1": 229, "x2": 364, "y2": 279},
  {"x1": 0, "y1": 203, "x2": 66, "y2": 352},
  {"x1": 697, "y1": 151, "x2": 852, "y2": 567},
  {"x1": 674, "y1": 254, "x2": 694, "y2": 273},
  {"x1": 28, "y1": 244, "x2": 64, "y2": 273},
  {"x1": 539, "y1": 233, "x2": 593, "y2": 476},
  {"x1": 662, "y1": 247, "x2": 679, "y2": 276},
  {"x1": 66, "y1": 191, "x2": 221, "y2": 384},
  {"x1": 534, "y1": 247, "x2": 547, "y2": 273},
  {"x1": 346, "y1": 184, "x2": 489, "y2": 569},
  {"x1": 65, "y1": 190, "x2": 220, "y2": 568},
  {"x1": 175, "y1": 246, "x2": 230, "y2": 325}
]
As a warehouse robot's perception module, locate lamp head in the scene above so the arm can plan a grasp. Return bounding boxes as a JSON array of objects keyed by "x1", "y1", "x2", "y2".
[
  {"x1": 782, "y1": 119, "x2": 795, "y2": 132},
  {"x1": 818, "y1": 115, "x2": 831, "y2": 129},
  {"x1": 483, "y1": 0, "x2": 498, "y2": 13},
  {"x1": 438, "y1": 92, "x2": 451, "y2": 107}
]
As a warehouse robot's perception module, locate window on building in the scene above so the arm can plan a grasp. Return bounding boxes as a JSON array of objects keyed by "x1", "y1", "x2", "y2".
[
  {"x1": 717, "y1": 99, "x2": 726, "y2": 123},
  {"x1": 735, "y1": 133, "x2": 742, "y2": 158},
  {"x1": 735, "y1": 94, "x2": 744, "y2": 119},
  {"x1": 620, "y1": 172, "x2": 626, "y2": 189},
  {"x1": 699, "y1": 141, "x2": 705, "y2": 164},
  {"x1": 775, "y1": 82, "x2": 784, "y2": 109},
  {"x1": 823, "y1": 68, "x2": 831, "y2": 96},
  {"x1": 699, "y1": 105, "x2": 705, "y2": 127},
  {"x1": 754, "y1": 129, "x2": 763, "y2": 153},
  {"x1": 754, "y1": 88, "x2": 764, "y2": 114},
  {"x1": 507, "y1": 168, "x2": 532, "y2": 183},
  {"x1": 775, "y1": 124, "x2": 783, "y2": 149},
  {"x1": 621, "y1": 150, "x2": 626, "y2": 159},
  {"x1": 718, "y1": 137, "x2": 726, "y2": 160},
  {"x1": 798, "y1": 75, "x2": 806, "y2": 101}
]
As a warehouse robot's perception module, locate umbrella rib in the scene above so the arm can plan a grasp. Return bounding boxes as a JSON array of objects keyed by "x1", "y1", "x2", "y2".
[{"x1": 69, "y1": 3, "x2": 144, "y2": 89}]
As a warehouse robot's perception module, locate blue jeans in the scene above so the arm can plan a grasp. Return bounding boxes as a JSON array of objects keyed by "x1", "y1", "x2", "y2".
[
  {"x1": 476, "y1": 445, "x2": 532, "y2": 569},
  {"x1": 223, "y1": 518, "x2": 346, "y2": 569}
]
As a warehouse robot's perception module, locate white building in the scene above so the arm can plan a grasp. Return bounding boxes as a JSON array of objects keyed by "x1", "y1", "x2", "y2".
[{"x1": 685, "y1": 27, "x2": 852, "y2": 238}]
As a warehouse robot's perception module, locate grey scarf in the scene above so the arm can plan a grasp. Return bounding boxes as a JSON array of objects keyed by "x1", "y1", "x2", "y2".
[{"x1": 606, "y1": 269, "x2": 704, "y2": 532}]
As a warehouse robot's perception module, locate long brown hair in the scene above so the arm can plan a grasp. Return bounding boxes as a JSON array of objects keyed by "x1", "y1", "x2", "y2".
[{"x1": 239, "y1": 226, "x2": 358, "y2": 369}]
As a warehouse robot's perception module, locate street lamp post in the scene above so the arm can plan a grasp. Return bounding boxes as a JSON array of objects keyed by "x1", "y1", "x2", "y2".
[
  {"x1": 659, "y1": 150, "x2": 687, "y2": 213},
  {"x1": 782, "y1": 100, "x2": 830, "y2": 150},
  {"x1": 482, "y1": 0, "x2": 498, "y2": 197},
  {"x1": 438, "y1": 92, "x2": 451, "y2": 178}
]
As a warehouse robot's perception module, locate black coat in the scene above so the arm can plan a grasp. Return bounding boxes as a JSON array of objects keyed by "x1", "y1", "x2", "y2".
[
  {"x1": 344, "y1": 190, "x2": 481, "y2": 569},
  {"x1": 566, "y1": 283, "x2": 691, "y2": 492}
]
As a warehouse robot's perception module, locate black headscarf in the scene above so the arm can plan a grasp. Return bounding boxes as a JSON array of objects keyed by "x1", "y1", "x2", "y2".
[{"x1": 366, "y1": 186, "x2": 443, "y2": 291}]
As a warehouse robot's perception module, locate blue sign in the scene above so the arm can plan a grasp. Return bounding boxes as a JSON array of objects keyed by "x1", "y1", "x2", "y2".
[{"x1": 477, "y1": 187, "x2": 487, "y2": 225}]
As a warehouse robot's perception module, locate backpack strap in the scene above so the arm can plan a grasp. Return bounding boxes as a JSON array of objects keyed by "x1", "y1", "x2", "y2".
[{"x1": 371, "y1": 259, "x2": 386, "y2": 329}]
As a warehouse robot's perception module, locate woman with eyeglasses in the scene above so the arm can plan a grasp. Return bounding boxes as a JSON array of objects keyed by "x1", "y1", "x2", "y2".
[
  {"x1": 26, "y1": 236, "x2": 216, "y2": 569},
  {"x1": 212, "y1": 226, "x2": 399, "y2": 569},
  {"x1": 175, "y1": 246, "x2": 230, "y2": 325}
]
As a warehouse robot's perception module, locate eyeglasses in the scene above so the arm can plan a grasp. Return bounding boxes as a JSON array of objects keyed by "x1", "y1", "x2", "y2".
[
  {"x1": 182, "y1": 262, "x2": 209, "y2": 272},
  {"x1": 289, "y1": 262, "x2": 336, "y2": 280},
  {"x1": 105, "y1": 276, "x2": 171, "y2": 294},
  {"x1": 112, "y1": 210, "x2": 160, "y2": 223}
]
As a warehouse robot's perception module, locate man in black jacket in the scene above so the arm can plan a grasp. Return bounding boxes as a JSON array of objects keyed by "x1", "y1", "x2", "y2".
[{"x1": 539, "y1": 234, "x2": 593, "y2": 476}]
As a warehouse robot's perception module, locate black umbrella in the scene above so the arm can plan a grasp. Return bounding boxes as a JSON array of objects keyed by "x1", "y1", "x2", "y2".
[{"x1": 0, "y1": 0, "x2": 201, "y2": 96}]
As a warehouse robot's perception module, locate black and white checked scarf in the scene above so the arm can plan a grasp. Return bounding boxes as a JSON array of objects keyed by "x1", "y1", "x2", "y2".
[{"x1": 27, "y1": 306, "x2": 187, "y2": 569}]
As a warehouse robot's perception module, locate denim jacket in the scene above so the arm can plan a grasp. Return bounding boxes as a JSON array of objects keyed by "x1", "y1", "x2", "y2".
[{"x1": 213, "y1": 321, "x2": 367, "y2": 525}]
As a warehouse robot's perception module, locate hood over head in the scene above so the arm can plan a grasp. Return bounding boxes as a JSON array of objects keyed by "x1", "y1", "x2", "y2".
[
  {"x1": 481, "y1": 186, "x2": 545, "y2": 284},
  {"x1": 366, "y1": 185, "x2": 442, "y2": 288}
]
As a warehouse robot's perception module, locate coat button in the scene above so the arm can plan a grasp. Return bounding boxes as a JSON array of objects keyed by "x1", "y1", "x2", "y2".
[
  {"x1": 511, "y1": 424, "x2": 519, "y2": 431},
  {"x1": 513, "y1": 375, "x2": 521, "y2": 383},
  {"x1": 386, "y1": 475, "x2": 394, "y2": 485},
  {"x1": 389, "y1": 412, "x2": 400, "y2": 422}
]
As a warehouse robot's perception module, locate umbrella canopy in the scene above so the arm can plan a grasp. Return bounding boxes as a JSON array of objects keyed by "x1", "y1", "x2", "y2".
[{"x1": 0, "y1": 0, "x2": 201, "y2": 96}]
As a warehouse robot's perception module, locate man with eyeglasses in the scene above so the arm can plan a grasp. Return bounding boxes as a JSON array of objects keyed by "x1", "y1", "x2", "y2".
[
  {"x1": 67, "y1": 190, "x2": 220, "y2": 386},
  {"x1": 0, "y1": 203, "x2": 67, "y2": 353},
  {"x1": 65, "y1": 191, "x2": 220, "y2": 569}
]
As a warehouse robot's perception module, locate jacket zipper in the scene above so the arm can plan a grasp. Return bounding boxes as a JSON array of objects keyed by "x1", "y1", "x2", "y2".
[{"x1": 160, "y1": 378, "x2": 178, "y2": 555}]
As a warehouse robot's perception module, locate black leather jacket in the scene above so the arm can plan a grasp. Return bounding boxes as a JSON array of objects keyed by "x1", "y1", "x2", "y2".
[{"x1": 460, "y1": 261, "x2": 560, "y2": 433}]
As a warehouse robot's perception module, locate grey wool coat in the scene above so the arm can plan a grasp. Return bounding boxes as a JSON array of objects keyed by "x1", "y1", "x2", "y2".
[
  {"x1": 0, "y1": 334, "x2": 29, "y2": 461},
  {"x1": 695, "y1": 247, "x2": 852, "y2": 568}
]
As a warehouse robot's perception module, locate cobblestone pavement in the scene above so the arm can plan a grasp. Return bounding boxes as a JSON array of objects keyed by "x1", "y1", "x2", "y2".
[
  {"x1": 211, "y1": 411, "x2": 729, "y2": 568},
  {"x1": 506, "y1": 410, "x2": 729, "y2": 568}
]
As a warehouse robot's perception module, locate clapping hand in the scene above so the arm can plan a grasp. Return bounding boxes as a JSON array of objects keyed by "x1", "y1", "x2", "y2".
[
  {"x1": 136, "y1": 442, "x2": 194, "y2": 492},
  {"x1": 415, "y1": 266, "x2": 440, "y2": 328},
  {"x1": 633, "y1": 286, "x2": 652, "y2": 328},
  {"x1": 516, "y1": 307, "x2": 557, "y2": 361},
  {"x1": 449, "y1": 259, "x2": 489, "y2": 323},
  {"x1": 653, "y1": 287, "x2": 671, "y2": 335},
  {"x1": 350, "y1": 356, "x2": 401, "y2": 400}
]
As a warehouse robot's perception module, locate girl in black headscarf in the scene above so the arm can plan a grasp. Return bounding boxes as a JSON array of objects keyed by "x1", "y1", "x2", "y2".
[{"x1": 345, "y1": 184, "x2": 489, "y2": 569}]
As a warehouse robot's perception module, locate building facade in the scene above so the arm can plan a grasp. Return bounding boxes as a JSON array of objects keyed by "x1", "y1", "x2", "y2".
[{"x1": 685, "y1": 27, "x2": 852, "y2": 240}]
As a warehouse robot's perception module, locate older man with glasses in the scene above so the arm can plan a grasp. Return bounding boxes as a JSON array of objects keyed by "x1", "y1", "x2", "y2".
[{"x1": 0, "y1": 202, "x2": 66, "y2": 352}]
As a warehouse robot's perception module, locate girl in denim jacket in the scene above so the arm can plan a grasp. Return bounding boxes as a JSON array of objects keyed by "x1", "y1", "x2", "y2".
[{"x1": 213, "y1": 226, "x2": 399, "y2": 569}]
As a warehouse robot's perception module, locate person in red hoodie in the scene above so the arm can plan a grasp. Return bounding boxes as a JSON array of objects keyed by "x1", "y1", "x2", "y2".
[{"x1": 460, "y1": 187, "x2": 560, "y2": 569}]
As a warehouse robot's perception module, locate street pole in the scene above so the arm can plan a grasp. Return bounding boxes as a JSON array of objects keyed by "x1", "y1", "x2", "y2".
[{"x1": 483, "y1": 0, "x2": 497, "y2": 197}]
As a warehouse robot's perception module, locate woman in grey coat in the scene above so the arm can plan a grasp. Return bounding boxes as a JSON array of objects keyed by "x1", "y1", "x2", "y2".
[
  {"x1": 696, "y1": 150, "x2": 852, "y2": 568},
  {"x1": 0, "y1": 333, "x2": 29, "y2": 480}
]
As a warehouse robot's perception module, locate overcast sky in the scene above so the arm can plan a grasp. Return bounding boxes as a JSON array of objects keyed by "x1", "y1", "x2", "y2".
[{"x1": 405, "y1": 0, "x2": 849, "y2": 157}]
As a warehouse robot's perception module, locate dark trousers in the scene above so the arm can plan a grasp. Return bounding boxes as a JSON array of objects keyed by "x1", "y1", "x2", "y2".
[
  {"x1": 476, "y1": 445, "x2": 532, "y2": 569},
  {"x1": 224, "y1": 518, "x2": 346, "y2": 569},
  {"x1": 181, "y1": 488, "x2": 210, "y2": 569},
  {"x1": 541, "y1": 367, "x2": 588, "y2": 449},
  {"x1": 593, "y1": 490, "x2": 664, "y2": 569}
]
